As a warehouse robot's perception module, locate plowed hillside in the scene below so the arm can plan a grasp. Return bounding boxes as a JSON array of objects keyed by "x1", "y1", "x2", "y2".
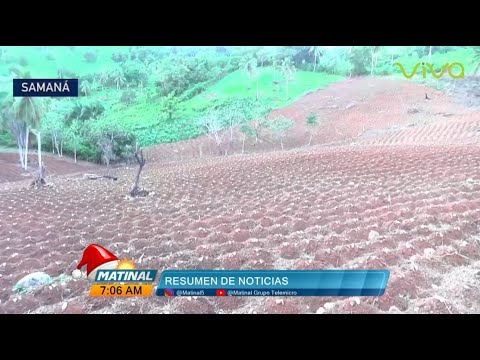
[
  {"x1": 146, "y1": 77, "x2": 480, "y2": 161},
  {"x1": 0, "y1": 152, "x2": 99, "y2": 184},
  {"x1": 1, "y1": 76, "x2": 479, "y2": 314}
]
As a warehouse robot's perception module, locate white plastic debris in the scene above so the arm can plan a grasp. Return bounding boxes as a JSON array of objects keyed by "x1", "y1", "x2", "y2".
[
  {"x1": 368, "y1": 230, "x2": 380, "y2": 242},
  {"x1": 14, "y1": 272, "x2": 52, "y2": 293},
  {"x1": 324, "y1": 302, "x2": 335, "y2": 310}
]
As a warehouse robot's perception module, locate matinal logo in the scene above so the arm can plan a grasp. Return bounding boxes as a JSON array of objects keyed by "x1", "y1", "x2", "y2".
[
  {"x1": 72, "y1": 244, "x2": 157, "y2": 297},
  {"x1": 13, "y1": 78, "x2": 78, "y2": 97},
  {"x1": 72, "y1": 244, "x2": 130, "y2": 281},
  {"x1": 394, "y1": 62, "x2": 464, "y2": 79}
]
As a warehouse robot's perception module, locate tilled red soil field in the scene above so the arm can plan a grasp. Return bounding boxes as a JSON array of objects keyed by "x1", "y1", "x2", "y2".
[
  {"x1": 1, "y1": 144, "x2": 480, "y2": 313},
  {"x1": 0, "y1": 152, "x2": 98, "y2": 184},
  {"x1": 1, "y1": 77, "x2": 479, "y2": 314}
]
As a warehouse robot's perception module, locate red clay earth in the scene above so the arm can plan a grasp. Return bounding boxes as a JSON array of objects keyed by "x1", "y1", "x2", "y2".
[
  {"x1": 0, "y1": 152, "x2": 98, "y2": 184},
  {"x1": 0, "y1": 77, "x2": 479, "y2": 314}
]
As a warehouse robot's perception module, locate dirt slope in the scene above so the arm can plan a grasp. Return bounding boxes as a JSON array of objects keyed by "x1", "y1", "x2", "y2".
[
  {"x1": 1, "y1": 76, "x2": 479, "y2": 314},
  {"x1": 146, "y1": 77, "x2": 479, "y2": 161},
  {"x1": 0, "y1": 152, "x2": 99, "y2": 184}
]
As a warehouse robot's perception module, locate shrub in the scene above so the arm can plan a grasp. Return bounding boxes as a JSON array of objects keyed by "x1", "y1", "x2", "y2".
[
  {"x1": 306, "y1": 112, "x2": 318, "y2": 126},
  {"x1": 83, "y1": 51, "x2": 98, "y2": 63},
  {"x1": 120, "y1": 90, "x2": 137, "y2": 105},
  {"x1": 57, "y1": 68, "x2": 77, "y2": 79},
  {"x1": 18, "y1": 56, "x2": 28, "y2": 67},
  {"x1": 112, "y1": 51, "x2": 129, "y2": 63},
  {"x1": 0, "y1": 131, "x2": 13, "y2": 147}
]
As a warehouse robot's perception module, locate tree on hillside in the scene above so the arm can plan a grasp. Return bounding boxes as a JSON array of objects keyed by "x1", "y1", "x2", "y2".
[
  {"x1": 309, "y1": 46, "x2": 323, "y2": 72},
  {"x1": 241, "y1": 56, "x2": 258, "y2": 80},
  {"x1": 386, "y1": 46, "x2": 402, "y2": 64},
  {"x1": 256, "y1": 47, "x2": 270, "y2": 67},
  {"x1": 223, "y1": 102, "x2": 248, "y2": 149},
  {"x1": 473, "y1": 47, "x2": 480, "y2": 75},
  {"x1": 0, "y1": 101, "x2": 27, "y2": 169},
  {"x1": 130, "y1": 148, "x2": 149, "y2": 197},
  {"x1": 239, "y1": 57, "x2": 261, "y2": 99},
  {"x1": 89, "y1": 121, "x2": 135, "y2": 168},
  {"x1": 13, "y1": 95, "x2": 46, "y2": 182},
  {"x1": 80, "y1": 80, "x2": 90, "y2": 96},
  {"x1": 41, "y1": 111, "x2": 65, "y2": 157},
  {"x1": 239, "y1": 124, "x2": 256, "y2": 154},
  {"x1": 113, "y1": 69, "x2": 126, "y2": 90},
  {"x1": 10, "y1": 67, "x2": 47, "y2": 179},
  {"x1": 153, "y1": 55, "x2": 191, "y2": 97},
  {"x1": 266, "y1": 116, "x2": 294, "y2": 150},
  {"x1": 305, "y1": 112, "x2": 319, "y2": 146},
  {"x1": 198, "y1": 109, "x2": 224, "y2": 155},
  {"x1": 349, "y1": 47, "x2": 370, "y2": 76},
  {"x1": 247, "y1": 104, "x2": 270, "y2": 144},
  {"x1": 64, "y1": 119, "x2": 83, "y2": 163},
  {"x1": 369, "y1": 46, "x2": 381, "y2": 75},
  {"x1": 98, "y1": 69, "x2": 111, "y2": 90},
  {"x1": 280, "y1": 57, "x2": 296, "y2": 101},
  {"x1": 160, "y1": 91, "x2": 179, "y2": 121}
]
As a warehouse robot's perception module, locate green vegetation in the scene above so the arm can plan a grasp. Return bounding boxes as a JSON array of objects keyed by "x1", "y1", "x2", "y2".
[
  {"x1": 306, "y1": 112, "x2": 319, "y2": 145},
  {"x1": 265, "y1": 116, "x2": 294, "y2": 150},
  {"x1": 0, "y1": 46, "x2": 478, "y2": 164}
]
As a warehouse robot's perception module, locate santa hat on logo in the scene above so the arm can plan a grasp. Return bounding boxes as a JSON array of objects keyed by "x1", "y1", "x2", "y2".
[{"x1": 72, "y1": 244, "x2": 119, "y2": 281}]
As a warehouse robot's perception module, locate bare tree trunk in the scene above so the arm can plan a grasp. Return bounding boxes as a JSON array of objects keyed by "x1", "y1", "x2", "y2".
[
  {"x1": 74, "y1": 143, "x2": 77, "y2": 163},
  {"x1": 242, "y1": 134, "x2": 246, "y2": 154},
  {"x1": 280, "y1": 137, "x2": 284, "y2": 150},
  {"x1": 132, "y1": 163, "x2": 143, "y2": 193},
  {"x1": 60, "y1": 140, "x2": 63, "y2": 157},
  {"x1": 308, "y1": 132, "x2": 313, "y2": 146},
  {"x1": 24, "y1": 127, "x2": 29, "y2": 170},
  {"x1": 51, "y1": 136, "x2": 55, "y2": 154},
  {"x1": 37, "y1": 131, "x2": 42, "y2": 174},
  {"x1": 313, "y1": 53, "x2": 317, "y2": 72},
  {"x1": 428, "y1": 46, "x2": 432, "y2": 63},
  {"x1": 53, "y1": 133, "x2": 60, "y2": 156},
  {"x1": 130, "y1": 149, "x2": 148, "y2": 197},
  {"x1": 17, "y1": 142, "x2": 25, "y2": 169}
]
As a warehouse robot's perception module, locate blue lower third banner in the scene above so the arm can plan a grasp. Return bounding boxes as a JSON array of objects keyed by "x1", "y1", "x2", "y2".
[
  {"x1": 13, "y1": 79, "x2": 78, "y2": 97},
  {"x1": 156, "y1": 270, "x2": 390, "y2": 296}
]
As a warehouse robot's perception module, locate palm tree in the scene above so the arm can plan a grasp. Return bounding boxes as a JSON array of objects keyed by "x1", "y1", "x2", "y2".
[
  {"x1": 10, "y1": 67, "x2": 48, "y2": 174},
  {"x1": 241, "y1": 56, "x2": 257, "y2": 80},
  {"x1": 473, "y1": 47, "x2": 480, "y2": 75},
  {"x1": 369, "y1": 46, "x2": 381, "y2": 75},
  {"x1": 80, "y1": 80, "x2": 90, "y2": 96},
  {"x1": 13, "y1": 95, "x2": 45, "y2": 175},
  {"x1": 280, "y1": 57, "x2": 296, "y2": 101},
  {"x1": 113, "y1": 71, "x2": 126, "y2": 89},
  {"x1": 309, "y1": 46, "x2": 323, "y2": 72},
  {"x1": 99, "y1": 71, "x2": 110, "y2": 90}
]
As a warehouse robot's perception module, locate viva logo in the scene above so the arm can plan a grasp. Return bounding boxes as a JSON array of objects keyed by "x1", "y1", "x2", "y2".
[{"x1": 394, "y1": 62, "x2": 464, "y2": 79}]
